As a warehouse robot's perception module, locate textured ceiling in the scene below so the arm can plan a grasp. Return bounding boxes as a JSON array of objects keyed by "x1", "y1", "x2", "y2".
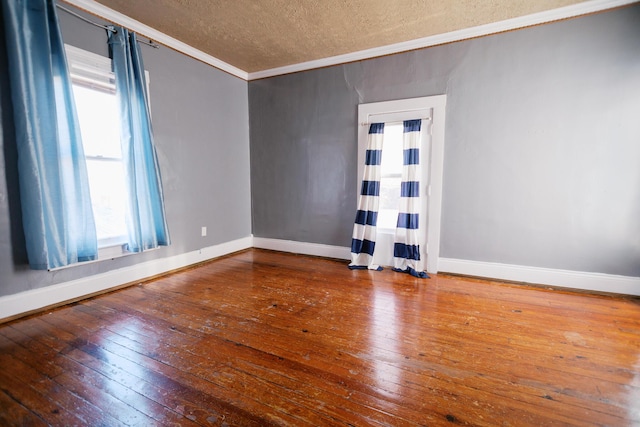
[{"x1": 93, "y1": 0, "x2": 589, "y2": 73}]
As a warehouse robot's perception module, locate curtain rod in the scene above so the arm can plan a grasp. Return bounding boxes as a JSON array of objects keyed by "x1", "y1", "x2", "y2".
[
  {"x1": 360, "y1": 117, "x2": 431, "y2": 126},
  {"x1": 56, "y1": 4, "x2": 159, "y2": 49}
]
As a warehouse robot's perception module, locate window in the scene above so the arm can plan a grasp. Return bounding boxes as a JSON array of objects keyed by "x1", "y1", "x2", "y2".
[
  {"x1": 357, "y1": 96, "x2": 447, "y2": 272},
  {"x1": 377, "y1": 123, "x2": 404, "y2": 231},
  {"x1": 66, "y1": 45, "x2": 128, "y2": 251}
]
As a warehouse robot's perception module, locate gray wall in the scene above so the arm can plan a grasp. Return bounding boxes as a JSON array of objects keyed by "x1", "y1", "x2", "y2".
[
  {"x1": 0, "y1": 6, "x2": 251, "y2": 297},
  {"x1": 250, "y1": 5, "x2": 640, "y2": 277}
]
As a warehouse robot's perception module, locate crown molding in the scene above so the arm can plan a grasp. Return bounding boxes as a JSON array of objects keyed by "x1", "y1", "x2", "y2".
[
  {"x1": 247, "y1": 0, "x2": 638, "y2": 80},
  {"x1": 61, "y1": 0, "x2": 636, "y2": 82},
  {"x1": 60, "y1": 0, "x2": 249, "y2": 80}
]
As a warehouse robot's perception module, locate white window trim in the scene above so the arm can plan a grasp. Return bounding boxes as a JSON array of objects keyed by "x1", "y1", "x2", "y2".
[
  {"x1": 65, "y1": 44, "x2": 151, "y2": 88},
  {"x1": 357, "y1": 95, "x2": 446, "y2": 273},
  {"x1": 56, "y1": 44, "x2": 153, "y2": 269},
  {"x1": 66, "y1": 44, "x2": 128, "y2": 255},
  {"x1": 375, "y1": 123, "x2": 408, "y2": 235}
]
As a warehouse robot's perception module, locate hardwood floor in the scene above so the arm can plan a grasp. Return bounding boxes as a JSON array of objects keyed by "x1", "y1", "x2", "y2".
[{"x1": 1, "y1": 249, "x2": 639, "y2": 426}]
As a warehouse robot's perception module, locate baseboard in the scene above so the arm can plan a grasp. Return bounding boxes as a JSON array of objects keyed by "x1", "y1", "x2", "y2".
[
  {"x1": 438, "y1": 258, "x2": 640, "y2": 296},
  {"x1": 252, "y1": 237, "x2": 351, "y2": 260},
  {"x1": 0, "y1": 236, "x2": 253, "y2": 322},
  {"x1": 252, "y1": 238, "x2": 640, "y2": 296}
]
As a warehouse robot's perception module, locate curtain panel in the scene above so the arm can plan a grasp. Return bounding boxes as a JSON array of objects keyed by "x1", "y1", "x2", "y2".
[
  {"x1": 392, "y1": 119, "x2": 428, "y2": 278},
  {"x1": 349, "y1": 123, "x2": 384, "y2": 271},
  {"x1": 108, "y1": 26, "x2": 170, "y2": 253},
  {"x1": 1, "y1": 0, "x2": 98, "y2": 269}
]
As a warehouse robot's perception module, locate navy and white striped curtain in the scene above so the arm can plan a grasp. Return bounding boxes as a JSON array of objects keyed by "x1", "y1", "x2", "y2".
[
  {"x1": 349, "y1": 123, "x2": 384, "y2": 270},
  {"x1": 350, "y1": 119, "x2": 429, "y2": 278},
  {"x1": 392, "y1": 120, "x2": 428, "y2": 278}
]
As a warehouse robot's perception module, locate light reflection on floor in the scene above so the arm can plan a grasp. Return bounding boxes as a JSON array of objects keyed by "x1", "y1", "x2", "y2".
[
  {"x1": 370, "y1": 288, "x2": 402, "y2": 397},
  {"x1": 629, "y1": 354, "x2": 640, "y2": 422},
  {"x1": 101, "y1": 319, "x2": 154, "y2": 418}
]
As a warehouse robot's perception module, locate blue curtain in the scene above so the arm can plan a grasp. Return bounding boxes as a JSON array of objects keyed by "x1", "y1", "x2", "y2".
[
  {"x1": 392, "y1": 119, "x2": 429, "y2": 278},
  {"x1": 349, "y1": 123, "x2": 384, "y2": 271},
  {"x1": 1, "y1": 0, "x2": 98, "y2": 269},
  {"x1": 108, "y1": 26, "x2": 170, "y2": 252}
]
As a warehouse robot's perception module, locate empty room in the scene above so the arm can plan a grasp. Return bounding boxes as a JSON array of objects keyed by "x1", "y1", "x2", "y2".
[{"x1": 1, "y1": 0, "x2": 639, "y2": 425}]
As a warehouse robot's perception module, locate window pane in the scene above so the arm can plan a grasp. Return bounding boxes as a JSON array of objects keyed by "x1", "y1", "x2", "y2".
[
  {"x1": 86, "y1": 159, "x2": 128, "y2": 241},
  {"x1": 377, "y1": 209, "x2": 398, "y2": 231},
  {"x1": 377, "y1": 124, "x2": 404, "y2": 230},
  {"x1": 378, "y1": 177, "x2": 400, "y2": 231},
  {"x1": 73, "y1": 85, "x2": 121, "y2": 159},
  {"x1": 381, "y1": 124, "x2": 403, "y2": 176},
  {"x1": 379, "y1": 177, "x2": 401, "y2": 210},
  {"x1": 72, "y1": 82, "x2": 128, "y2": 246},
  {"x1": 68, "y1": 46, "x2": 134, "y2": 251}
]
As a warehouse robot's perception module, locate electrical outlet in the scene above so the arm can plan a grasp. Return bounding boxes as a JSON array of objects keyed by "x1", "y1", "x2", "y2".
[{"x1": 201, "y1": 226, "x2": 207, "y2": 237}]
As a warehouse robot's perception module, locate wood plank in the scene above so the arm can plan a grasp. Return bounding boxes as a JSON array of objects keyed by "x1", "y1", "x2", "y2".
[
  {"x1": 0, "y1": 389, "x2": 48, "y2": 427},
  {"x1": 110, "y1": 269, "x2": 636, "y2": 393},
  {"x1": 0, "y1": 331, "x2": 123, "y2": 426},
  {"x1": 37, "y1": 304, "x2": 305, "y2": 426},
  {"x1": 76, "y1": 304, "x2": 438, "y2": 426},
  {"x1": 43, "y1": 303, "x2": 378, "y2": 426},
  {"x1": 0, "y1": 353, "x2": 87, "y2": 426},
  {"x1": 95, "y1": 276, "x2": 632, "y2": 426},
  {"x1": 94, "y1": 254, "x2": 640, "y2": 424},
  {"x1": 1, "y1": 249, "x2": 639, "y2": 426}
]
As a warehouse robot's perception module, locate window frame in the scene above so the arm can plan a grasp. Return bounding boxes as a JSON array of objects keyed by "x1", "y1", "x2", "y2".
[
  {"x1": 376, "y1": 123, "x2": 405, "y2": 233},
  {"x1": 357, "y1": 95, "x2": 446, "y2": 273},
  {"x1": 64, "y1": 44, "x2": 154, "y2": 264}
]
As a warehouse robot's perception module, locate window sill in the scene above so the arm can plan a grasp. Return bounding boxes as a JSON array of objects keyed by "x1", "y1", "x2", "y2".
[
  {"x1": 97, "y1": 243, "x2": 130, "y2": 260},
  {"x1": 47, "y1": 243, "x2": 159, "y2": 271}
]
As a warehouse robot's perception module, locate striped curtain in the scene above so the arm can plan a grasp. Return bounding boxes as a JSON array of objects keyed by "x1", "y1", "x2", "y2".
[
  {"x1": 392, "y1": 120, "x2": 429, "y2": 278},
  {"x1": 349, "y1": 123, "x2": 384, "y2": 271}
]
